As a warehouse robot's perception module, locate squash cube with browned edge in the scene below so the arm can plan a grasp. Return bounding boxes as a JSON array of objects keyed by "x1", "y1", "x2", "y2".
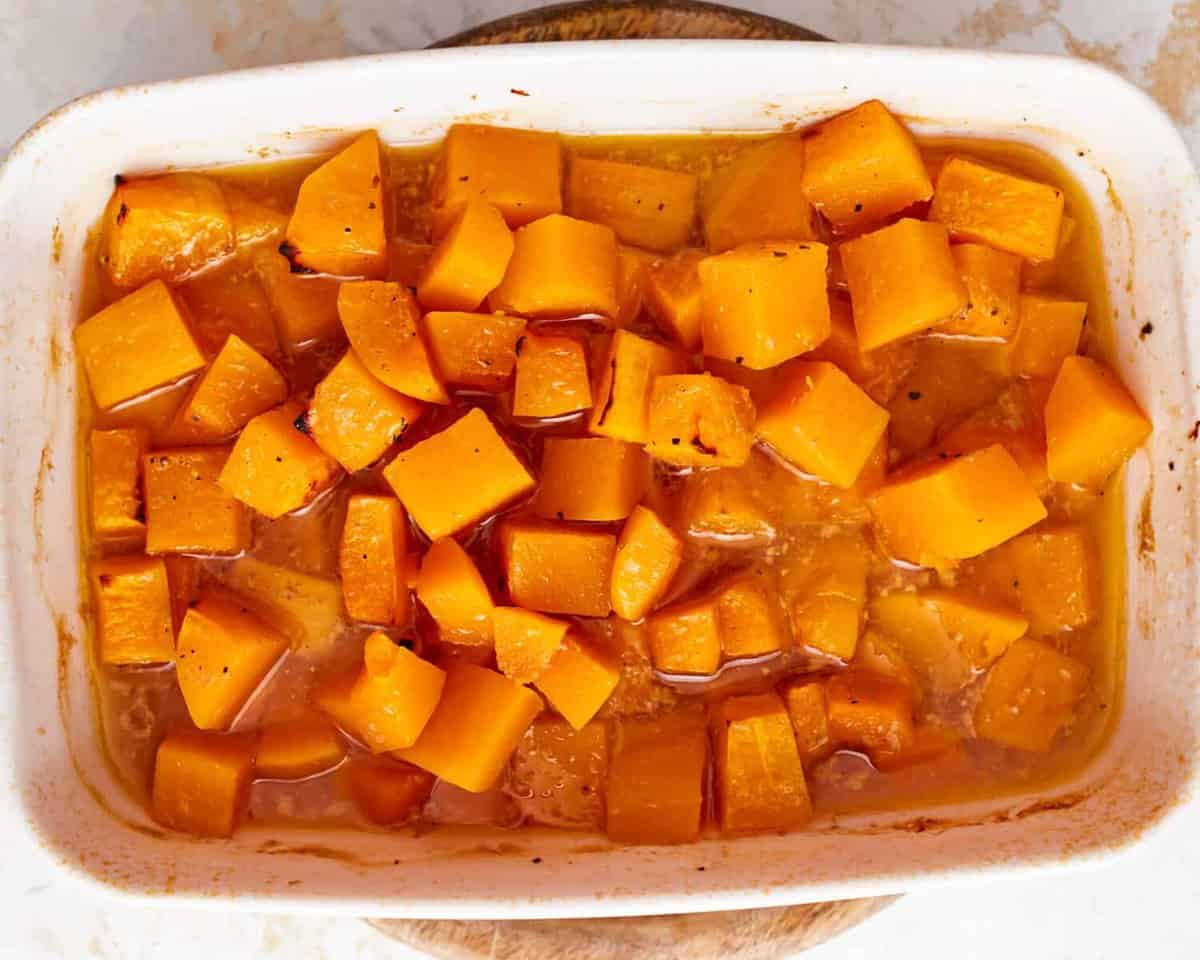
[
  {"x1": 606, "y1": 706, "x2": 709, "y2": 844},
  {"x1": 567, "y1": 156, "x2": 697, "y2": 252},
  {"x1": 338, "y1": 281, "x2": 449, "y2": 404},
  {"x1": 494, "y1": 607, "x2": 571, "y2": 683},
  {"x1": 931, "y1": 155, "x2": 1065, "y2": 262},
  {"x1": 219, "y1": 401, "x2": 341, "y2": 519},
  {"x1": 715, "y1": 572, "x2": 785, "y2": 659},
  {"x1": 1045, "y1": 356, "x2": 1151, "y2": 488},
  {"x1": 152, "y1": 729, "x2": 256, "y2": 837},
  {"x1": 783, "y1": 681, "x2": 833, "y2": 767},
  {"x1": 644, "y1": 248, "x2": 705, "y2": 351},
  {"x1": 340, "y1": 494, "x2": 410, "y2": 626},
  {"x1": 1009, "y1": 295, "x2": 1086, "y2": 378},
  {"x1": 431, "y1": 125, "x2": 563, "y2": 235},
  {"x1": 588, "y1": 330, "x2": 691, "y2": 443},
  {"x1": 942, "y1": 243, "x2": 1022, "y2": 339},
  {"x1": 610, "y1": 505, "x2": 684, "y2": 622},
  {"x1": 90, "y1": 427, "x2": 148, "y2": 549},
  {"x1": 974, "y1": 637, "x2": 1090, "y2": 752},
  {"x1": 498, "y1": 519, "x2": 617, "y2": 617},
  {"x1": 384, "y1": 408, "x2": 535, "y2": 539},
  {"x1": 869, "y1": 444, "x2": 1047, "y2": 568},
  {"x1": 756, "y1": 361, "x2": 890, "y2": 488},
  {"x1": 418, "y1": 198, "x2": 514, "y2": 311},
  {"x1": 510, "y1": 719, "x2": 608, "y2": 830},
  {"x1": 103, "y1": 173, "x2": 234, "y2": 288},
  {"x1": 220, "y1": 557, "x2": 343, "y2": 658},
  {"x1": 175, "y1": 589, "x2": 290, "y2": 730},
  {"x1": 647, "y1": 595, "x2": 721, "y2": 676},
  {"x1": 75, "y1": 280, "x2": 207, "y2": 410},
  {"x1": 645, "y1": 373, "x2": 756, "y2": 468},
  {"x1": 393, "y1": 663, "x2": 543, "y2": 792},
  {"x1": 178, "y1": 256, "x2": 282, "y2": 362},
  {"x1": 698, "y1": 241, "x2": 831, "y2": 370},
  {"x1": 841, "y1": 219, "x2": 968, "y2": 351},
  {"x1": 169, "y1": 334, "x2": 288, "y2": 443},
  {"x1": 535, "y1": 635, "x2": 621, "y2": 730},
  {"x1": 252, "y1": 248, "x2": 343, "y2": 350},
  {"x1": 423, "y1": 311, "x2": 526, "y2": 393},
  {"x1": 143, "y1": 447, "x2": 250, "y2": 556},
  {"x1": 346, "y1": 759, "x2": 435, "y2": 825},
  {"x1": 416, "y1": 537, "x2": 495, "y2": 646},
  {"x1": 282, "y1": 131, "x2": 388, "y2": 278},
  {"x1": 800, "y1": 100, "x2": 933, "y2": 230},
  {"x1": 512, "y1": 333, "x2": 592, "y2": 418},
  {"x1": 256, "y1": 712, "x2": 346, "y2": 780},
  {"x1": 703, "y1": 133, "x2": 816, "y2": 253},
  {"x1": 826, "y1": 669, "x2": 916, "y2": 760},
  {"x1": 534, "y1": 437, "x2": 646, "y2": 522},
  {"x1": 92, "y1": 555, "x2": 176, "y2": 665}
]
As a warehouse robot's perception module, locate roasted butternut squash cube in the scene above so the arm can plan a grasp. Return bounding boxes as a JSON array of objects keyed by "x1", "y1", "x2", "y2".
[
  {"x1": 800, "y1": 100, "x2": 933, "y2": 230},
  {"x1": 393, "y1": 663, "x2": 543, "y2": 792},
  {"x1": 416, "y1": 537, "x2": 495, "y2": 646},
  {"x1": 567, "y1": 156, "x2": 697, "y2": 252},
  {"x1": 75, "y1": 280, "x2": 206, "y2": 410},
  {"x1": 338, "y1": 280, "x2": 449, "y2": 404},
  {"x1": 252, "y1": 248, "x2": 343, "y2": 349},
  {"x1": 826, "y1": 670, "x2": 915, "y2": 759},
  {"x1": 614, "y1": 245, "x2": 654, "y2": 327},
  {"x1": 792, "y1": 595, "x2": 862, "y2": 660},
  {"x1": 755, "y1": 361, "x2": 890, "y2": 488},
  {"x1": 869, "y1": 445, "x2": 1047, "y2": 567},
  {"x1": 679, "y1": 466, "x2": 776, "y2": 546},
  {"x1": 494, "y1": 607, "x2": 570, "y2": 683},
  {"x1": 974, "y1": 637, "x2": 1089, "y2": 752},
  {"x1": 490, "y1": 214, "x2": 618, "y2": 319},
  {"x1": 384, "y1": 408, "x2": 535, "y2": 539},
  {"x1": 220, "y1": 557, "x2": 343, "y2": 658},
  {"x1": 219, "y1": 401, "x2": 341, "y2": 518},
  {"x1": 432, "y1": 124, "x2": 563, "y2": 234},
  {"x1": 698, "y1": 242, "x2": 831, "y2": 369},
  {"x1": 339, "y1": 494, "x2": 410, "y2": 626},
  {"x1": 931, "y1": 155, "x2": 1064, "y2": 262},
  {"x1": 347, "y1": 759, "x2": 435, "y2": 825},
  {"x1": 703, "y1": 133, "x2": 816, "y2": 253},
  {"x1": 783, "y1": 681, "x2": 833, "y2": 766},
  {"x1": 1009, "y1": 295, "x2": 1086, "y2": 378},
  {"x1": 104, "y1": 173, "x2": 234, "y2": 287},
  {"x1": 282, "y1": 131, "x2": 388, "y2": 278},
  {"x1": 644, "y1": 248, "x2": 705, "y2": 350},
  {"x1": 942, "y1": 243, "x2": 1022, "y2": 339},
  {"x1": 256, "y1": 713, "x2": 346, "y2": 780},
  {"x1": 805, "y1": 295, "x2": 917, "y2": 406},
  {"x1": 778, "y1": 530, "x2": 871, "y2": 659},
  {"x1": 645, "y1": 373, "x2": 756, "y2": 468},
  {"x1": 163, "y1": 555, "x2": 199, "y2": 634},
  {"x1": 93, "y1": 556, "x2": 176, "y2": 665},
  {"x1": 387, "y1": 238, "x2": 433, "y2": 287},
  {"x1": 225, "y1": 186, "x2": 288, "y2": 249},
  {"x1": 841, "y1": 218, "x2": 968, "y2": 350},
  {"x1": 175, "y1": 589, "x2": 290, "y2": 730},
  {"x1": 423, "y1": 310, "x2": 525, "y2": 392},
  {"x1": 606, "y1": 706, "x2": 709, "y2": 844},
  {"x1": 647, "y1": 595, "x2": 721, "y2": 675},
  {"x1": 588, "y1": 330, "x2": 690, "y2": 443},
  {"x1": 178, "y1": 257, "x2": 282, "y2": 361},
  {"x1": 512, "y1": 333, "x2": 592, "y2": 418},
  {"x1": 152, "y1": 729, "x2": 255, "y2": 837},
  {"x1": 936, "y1": 380, "x2": 1050, "y2": 491},
  {"x1": 1045, "y1": 355, "x2": 1151, "y2": 487},
  {"x1": 417, "y1": 198, "x2": 514, "y2": 311},
  {"x1": 143, "y1": 447, "x2": 250, "y2": 556},
  {"x1": 510, "y1": 719, "x2": 608, "y2": 830},
  {"x1": 169, "y1": 334, "x2": 288, "y2": 443},
  {"x1": 535, "y1": 635, "x2": 621, "y2": 730},
  {"x1": 716, "y1": 692, "x2": 811, "y2": 833},
  {"x1": 715, "y1": 573, "x2": 785, "y2": 658},
  {"x1": 611, "y1": 505, "x2": 684, "y2": 622},
  {"x1": 498, "y1": 519, "x2": 616, "y2": 617},
  {"x1": 90, "y1": 427, "x2": 148, "y2": 548},
  {"x1": 534, "y1": 437, "x2": 646, "y2": 522}
]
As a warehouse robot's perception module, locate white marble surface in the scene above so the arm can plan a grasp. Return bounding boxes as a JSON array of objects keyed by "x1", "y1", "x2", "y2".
[{"x1": 1, "y1": 1, "x2": 1198, "y2": 957}]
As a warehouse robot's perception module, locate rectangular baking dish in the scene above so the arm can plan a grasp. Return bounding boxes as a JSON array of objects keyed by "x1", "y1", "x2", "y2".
[{"x1": 0, "y1": 40, "x2": 1196, "y2": 918}]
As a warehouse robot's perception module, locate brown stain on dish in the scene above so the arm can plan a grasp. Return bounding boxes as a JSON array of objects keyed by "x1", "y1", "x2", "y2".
[
  {"x1": 1144, "y1": 0, "x2": 1200, "y2": 123},
  {"x1": 256, "y1": 839, "x2": 370, "y2": 865},
  {"x1": 51, "y1": 222, "x2": 64, "y2": 264},
  {"x1": 1138, "y1": 487, "x2": 1156, "y2": 557}
]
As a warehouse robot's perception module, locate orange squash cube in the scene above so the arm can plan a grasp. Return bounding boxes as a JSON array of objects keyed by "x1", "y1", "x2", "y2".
[
  {"x1": 567, "y1": 156, "x2": 697, "y2": 252},
  {"x1": 169, "y1": 334, "x2": 288, "y2": 443},
  {"x1": 178, "y1": 257, "x2": 282, "y2": 361},
  {"x1": 647, "y1": 595, "x2": 721, "y2": 675},
  {"x1": 974, "y1": 637, "x2": 1089, "y2": 752},
  {"x1": 92, "y1": 556, "x2": 176, "y2": 665},
  {"x1": 225, "y1": 186, "x2": 288, "y2": 249},
  {"x1": 220, "y1": 558, "x2": 343, "y2": 658},
  {"x1": 841, "y1": 218, "x2": 968, "y2": 350},
  {"x1": 175, "y1": 589, "x2": 290, "y2": 730},
  {"x1": 853, "y1": 630, "x2": 922, "y2": 699},
  {"x1": 606, "y1": 706, "x2": 709, "y2": 844},
  {"x1": 103, "y1": 173, "x2": 234, "y2": 287},
  {"x1": 498, "y1": 519, "x2": 616, "y2": 617},
  {"x1": 800, "y1": 100, "x2": 933, "y2": 230},
  {"x1": 339, "y1": 494, "x2": 410, "y2": 626},
  {"x1": 936, "y1": 380, "x2": 1050, "y2": 491},
  {"x1": 930, "y1": 155, "x2": 1064, "y2": 262},
  {"x1": 510, "y1": 719, "x2": 608, "y2": 830},
  {"x1": 588, "y1": 330, "x2": 690, "y2": 443},
  {"x1": 534, "y1": 437, "x2": 646, "y2": 522},
  {"x1": 416, "y1": 537, "x2": 495, "y2": 646},
  {"x1": 644, "y1": 248, "x2": 705, "y2": 350},
  {"x1": 1009, "y1": 295, "x2": 1086, "y2": 378},
  {"x1": 702, "y1": 133, "x2": 816, "y2": 253},
  {"x1": 387, "y1": 238, "x2": 433, "y2": 287},
  {"x1": 282, "y1": 130, "x2": 388, "y2": 278},
  {"x1": 512, "y1": 333, "x2": 592, "y2": 418},
  {"x1": 432, "y1": 124, "x2": 562, "y2": 234},
  {"x1": 490, "y1": 214, "x2": 618, "y2": 319},
  {"x1": 792, "y1": 595, "x2": 862, "y2": 660},
  {"x1": 715, "y1": 573, "x2": 785, "y2": 659},
  {"x1": 347, "y1": 759, "x2": 435, "y2": 825},
  {"x1": 493, "y1": 607, "x2": 571, "y2": 683},
  {"x1": 679, "y1": 466, "x2": 776, "y2": 546},
  {"x1": 755, "y1": 361, "x2": 890, "y2": 488},
  {"x1": 869, "y1": 444, "x2": 1047, "y2": 567},
  {"x1": 942, "y1": 243, "x2": 1022, "y2": 339},
  {"x1": 90, "y1": 427, "x2": 148, "y2": 548},
  {"x1": 610, "y1": 505, "x2": 684, "y2": 622},
  {"x1": 826, "y1": 670, "x2": 915, "y2": 759},
  {"x1": 778, "y1": 530, "x2": 871, "y2": 659},
  {"x1": 417, "y1": 198, "x2": 514, "y2": 311},
  {"x1": 163, "y1": 555, "x2": 199, "y2": 634},
  {"x1": 337, "y1": 280, "x2": 449, "y2": 404},
  {"x1": 384, "y1": 408, "x2": 535, "y2": 539},
  {"x1": 783, "y1": 681, "x2": 833, "y2": 766},
  {"x1": 152, "y1": 729, "x2": 255, "y2": 837},
  {"x1": 393, "y1": 663, "x2": 543, "y2": 792},
  {"x1": 423, "y1": 310, "x2": 526, "y2": 392},
  {"x1": 645, "y1": 373, "x2": 756, "y2": 468},
  {"x1": 144, "y1": 447, "x2": 250, "y2": 556},
  {"x1": 805, "y1": 295, "x2": 917, "y2": 406},
  {"x1": 219, "y1": 401, "x2": 341, "y2": 519},
  {"x1": 256, "y1": 713, "x2": 346, "y2": 780},
  {"x1": 535, "y1": 635, "x2": 621, "y2": 730},
  {"x1": 614, "y1": 245, "x2": 655, "y2": 327},
  {"x1": 75, "y1": 280, "x2": 206, "y2": 410},
  {"x1": 252, "y1": 249, "x2": 343, "y2": 349}
]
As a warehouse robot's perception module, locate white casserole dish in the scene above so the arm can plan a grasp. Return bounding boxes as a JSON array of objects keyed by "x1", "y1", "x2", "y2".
[{"x1": 0, "y1": 40, "x2": 1196, "y2": 919}]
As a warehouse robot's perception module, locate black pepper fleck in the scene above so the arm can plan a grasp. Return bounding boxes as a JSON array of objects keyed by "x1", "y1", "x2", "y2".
[{"x1": 908, "y1": 391, "x2": 922, "y2": 401}]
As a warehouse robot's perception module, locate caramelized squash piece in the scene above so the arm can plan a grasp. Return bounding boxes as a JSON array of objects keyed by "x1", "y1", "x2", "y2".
[
  {"x1": 974, "y1": 637, "x2": 1089, "y2": 752},
  {"x1": 220, "y1": 557, "x2": 343, "y2": 657},
  {"x1": 588, "y1": 330, "x2": 690, "y2": 443},
  {"x1": 498, "y1": 519, "x2": 616, "y2": 617},
  {"x1": 567, "y1": 156, "x2": 697, "y2": 252},
  {"x1": 645, "y1": 373, "x2": 756, "y2": 468},
  {"x1": 679, "y1": 466, "x2": 776, "y2": 546},
  {"x1": 611, "y1": 505, "x2": 684, "y2": 622},
  {"x1": 256, "y1": 713, "x2": 346, "y2": 780},
  {"x1": 943, "y1": 243, "x2": 1022, "y2": 339},
  {"x1": 534, "y1": 437, "x2": 646, "y2": 522},
  {"x1": 826, "y1": 670, "x2": 915, "y2": 759},
  {"x1": 178, "y1": 257, "x2": 282, "y2": 361},
  {"x1": 252, "y1": 249, "x2": 343, "y2": 349},
  {"x1": 783, "y1": 681, "x2": 833, "y2": 766},
  {"x1": 144, "y1": 447, "x2": 250, "y2": 556},
  {"x1": 152, "y1": 729, "x2": 255, "y2": 837},
  {"x1": 339, "y1": 494, "x2": 410, "y2": 626},
  {"x1": 644, "y1": 249, "x2": 705, "y2": 350},
  {"x1": 90, "y1": 427, "x2": 149, "y2": 549},
  {"x1": 647, "y1": 595, "x2": 721, "y2": 675},
  {"x1": 715, "y1": 572, "x2": 786, "y2": 659},
  {"x1": 347, "y1": 759, "x2": 435, "y2": 825},
  {"x1": 93, "y1": 556, "x2": 176, "y2": 665},
  {"x1": 535, "y1": 635, "x2": 621, "y2": 730},
  {"x1": 512, "y1": 333, "x2": 592, "y2": 418},
  {"x1": 494, "y1": 607, "x2": 571, "y2": 684},
  {"x1": 417, "y1": 198, "x2": 514, "y2": 311},
  {"x1": 423, "y1": 310, "x2": 525, "y2": 393},
  {"x1": 1009, "y1": 295, "x2": 1086, "y2": 378},
  {"x1": 169, "y1": 334, "x2": 288, "y2": 443},
  {"x1": 416, "y1": 537, "x2": 495, "y2": 646}
]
